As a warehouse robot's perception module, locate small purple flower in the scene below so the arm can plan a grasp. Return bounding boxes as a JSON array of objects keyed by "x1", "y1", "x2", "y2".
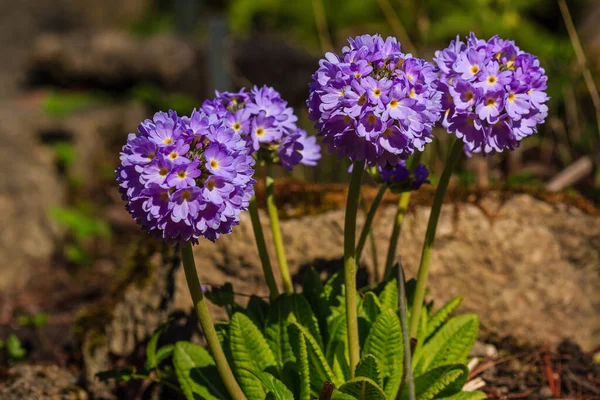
[
  {"x1": 434, "y1": 33, "x2": 549, "y2": 155},
  {"x1": 167, "y1": 159, "x2": 201, "y2": 189},
  {"x1": 308, "y1": 34, "x2": 442, "y2": 166},
  {"x1": 251, "y1": 111, "x2": 281, "y2": 150},
  {"x1": 476, "y1": 90, "x2": 504, "y2": 123},
  {"x1": 377, "y1": 161, "x2": 430, "y2": 192}
]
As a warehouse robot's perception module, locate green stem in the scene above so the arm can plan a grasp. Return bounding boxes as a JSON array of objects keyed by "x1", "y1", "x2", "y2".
[
  {"x1": 397, "y1": 259, "x2": 416, "y2": 400},
  {"x1": 265, "y1": 165, "x2": 294, "y2": 295},
  {"x1": 248, "y1": 196, "x2": 279, "y2": 300},
  {"x1": 180, "y1": 243, "x2": 246, "y2": 400},
  {"x1": 344, "y1": 160, "x2": 365, "y2": 377},
  {"x1": 383, "y1": 192, "x2": 411, "y2": 281},
  {"x1": 409, "y1": 139, "x2": 463, "y2": 338},
  {"x1": 356, "y1": 184, "x2": 387, "y2": 263}
]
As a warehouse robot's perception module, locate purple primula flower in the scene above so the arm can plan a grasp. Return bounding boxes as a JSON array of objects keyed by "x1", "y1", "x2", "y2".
[
  {"x1": 116, "y1": 108, "x2": 256, "y2": 243},
  {"x1": 377, "y1": 160, "x2": 430, "y2": 192},
  {"x1": 206, "y1": 85, "x2": 321, "y2": 169},
  {"x1": 434, "y1": 33, "x2": 549, "y2": 155},
  {"x1": 167, "y1": 159, "x2": 201, "y2": 189},
  {"x1": 308, "y1": 34, "x2": 442, "y2": 167}
]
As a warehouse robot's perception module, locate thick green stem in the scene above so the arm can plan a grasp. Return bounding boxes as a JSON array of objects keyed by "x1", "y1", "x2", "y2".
[
  {"x1": 248, "y1": 196, "x2": 279, "y2": 300},
  {"x1": 383, "y1": 192, "x2": 411, "y2": 281},
  {"x1": 397, "y1": 259, "x2": 416, "y2": 400},
  {"x1": 180, "y1": 243, "x2": 246, "y2": 400},
  {"x1": 356, "y1": 184, "x2": 387, "y2": 263},
  {"x1": 344, "y1": 160, "x2": 365, "y2": 377},
  {"x1": 409, "y1": 139, "x2": 463, "y2": 338},
  {"x1": 265, "y1": 165, "x2": 294, "y2": 295}
]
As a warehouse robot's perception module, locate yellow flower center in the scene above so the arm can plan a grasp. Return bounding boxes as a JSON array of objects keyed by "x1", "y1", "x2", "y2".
[
  {"x1": 487, "y1": 76, "x2": 497, "y2": 85},
  {"x1": 147, "y1": 152, "x2": 155, "y2": 161},
  {"x1": 486, "y1": 98, "x2": 495, "y2": 106},
  {"x1": 159, "y1": 167, "x2": 169, "y2": 176},
  {"x1": 210, "y1": 159, "x2": 218, "y2": 169},
  {"x1": 470, "y1": 65, "x2": 480, "y2": 74},
  {"x1": 354, "y1": 72, "x2": 361, "y2": 78},
  {"x1": 256, "y1": 128, "x2": 265, "y2": 137},
  {"x1": 339, "y1": 89, "x2": 345, "y2": 96},
  {"x1": 177, "y1": 171, "x2": 187, "y2": 179},
  {"x1": 358, "y1": 95, "x2": 367, "y2": 106},
  {"x1": 406, "y1": 74, "x2": 414, "y2": 81},
  {"x1": 163, "y1": 137, "x2": 173, "y2": 145},
  {"x1": 169, "y1": 152, "x2": 178, "y2": 160},
  {"x1": 367, "y1": 114, "x2": 377, "y2": 124},
  {"x1": 507, "y1": 92, "x2": 515, "y2": 102},
  {"x1": 373, "y1": 88, "x2": 381, "y2": 97},
  {"x1": 389, "y1": 99, "x2": 398, "y2": 108},
  {"x1": 343, "y1": 115, "x2": 353, "y2": 123},
  {"x1": 527, "y1": 89, "x2": 533, "y2": 95},
  {"x1": 409, "y1": 89, "x2": 416, "y2": 98},
  {"x1": 207, "y1": 180, "x2": 216, "y2": 190},
  {"x1": 382, "y1": 128, "x2": 392, "y2": 137},
  {"x1": 160, "y1": 191, "x2": 169, "y2": 201},
  {"x1": 181, "y1": 190, "x2": 191, "y2": 200},
  {"x1": 465, "y1": 91, "x2": 474, "y2": 101},
  {"x1": 232, "y1": 122, "x2": 241, "y2": 131}
]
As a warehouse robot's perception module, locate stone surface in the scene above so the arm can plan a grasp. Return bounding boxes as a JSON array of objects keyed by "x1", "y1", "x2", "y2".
[
  {"x1": 170, "y1": 193, "x2": 600, "y2": 350},
  {"x1": 0, "y1": 100, "x2": 145, "y2": 295},
  {"x1": 0, "y1": 364, "x2": 87, "y2": 400}
]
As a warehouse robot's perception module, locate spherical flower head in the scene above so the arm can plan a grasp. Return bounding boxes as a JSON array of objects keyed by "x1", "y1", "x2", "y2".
[
  {"x1": 307, "y1": 34, "x2": 442, "y2": 167},
  {"x1": 206, "y1": 85, "x2": 321, "y2": 169},
  {"x1": 433, "y1": 33, "x2": 549, "y2": 155},
  {"x1": 116, "y1": 109, "x2": 256, "y2": 243}
]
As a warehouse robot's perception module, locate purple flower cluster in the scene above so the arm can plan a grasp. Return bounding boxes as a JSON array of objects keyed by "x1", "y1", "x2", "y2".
[
  {"x1": 202, "y1": 85, "x2": 321, "y2": 169},
  {"x1": 434, "y1": 33, "x2": 549, "y2": 155},
  {"x1": 116, "y1": 110, "x2": 255, "y2": 243},
  {"x1": 308, "y1": 34, "x2": 442, "y2": 166},
  {"x1": 378, "y1": 162, "x2": 430, "y2": 192}
]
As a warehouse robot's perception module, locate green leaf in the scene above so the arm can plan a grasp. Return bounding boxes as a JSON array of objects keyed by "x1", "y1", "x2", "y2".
[
  {"x1": 436, "y1": 391, "x2": 488, "y2": 400},
  {"x1": 362, "y1": 292, "x2": 382, "y2": 324},
  {"x1": 338, "y1": 377, "x2": 386, "y2": 400},
  {"x1": 331, "y1": 392, "x2": 358, "y2": 400},
  {"x1": 302, "y1": 267, "x2": 330, "y2": 343},
  {"x1": 230, "y1": 312, "x2": 276, "y2": 399},
  {"x1": 288, "y1": 325, "x2": 311, "y2": 400},
  {"x1": 325, "y1": 314, "x2": 349, "y2": 384},
  {"x1": 426, "y1": 297, "x2": 463, "y2": 340},
  {"x1": 416, "y1": 314, "x2": 479, "y2": 372},
  {"x1": 6, "y1": 334, "x2": 26, "y2": 360},
  {"x1": 355, "y1": 354, "x2": 383, "y2": 388},
  {"x1": 410, "y1": 364, "x2": 468, "y2": 400},
  {"x1": 265, "y1": 295, "x2": 296, "y2": 369},
  {"x1": 289, "y1": 294, "x2": 323, "y2": 349},
  {"x1": 146, "y1": 321, "x2": 169, "y2": 369},
  {"x1": 362, "y1": 309, "x2": 403, "y2": 399},
  {"x1": 245, "y1": 295, "x2": 270, "y2": 330},
  {"x1": 247, "y1": 370, "x2": 294, "y2": 400},
  {"x1": 378, "y1": 278, "x2": 398, "y2": 311},
  {"x1": 173, "y1": 341, "x2": 228, "y2": 400},
  {"x1": 288, "y1": 322, "x2": 338, "y2": 395},
  {"x1": 156, "y1": 344, "x2": 175, "y2": 365}
]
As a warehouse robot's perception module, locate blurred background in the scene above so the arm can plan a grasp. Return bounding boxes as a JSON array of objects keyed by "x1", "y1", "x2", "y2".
[{"x1": 0, "y1": 0, "x2": 599, "y2": 398}]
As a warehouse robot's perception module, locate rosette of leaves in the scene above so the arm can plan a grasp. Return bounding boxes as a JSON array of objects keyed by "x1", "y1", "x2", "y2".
[{"x1": 98, "y1": 268, "x2": 485, "y2": 400}]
